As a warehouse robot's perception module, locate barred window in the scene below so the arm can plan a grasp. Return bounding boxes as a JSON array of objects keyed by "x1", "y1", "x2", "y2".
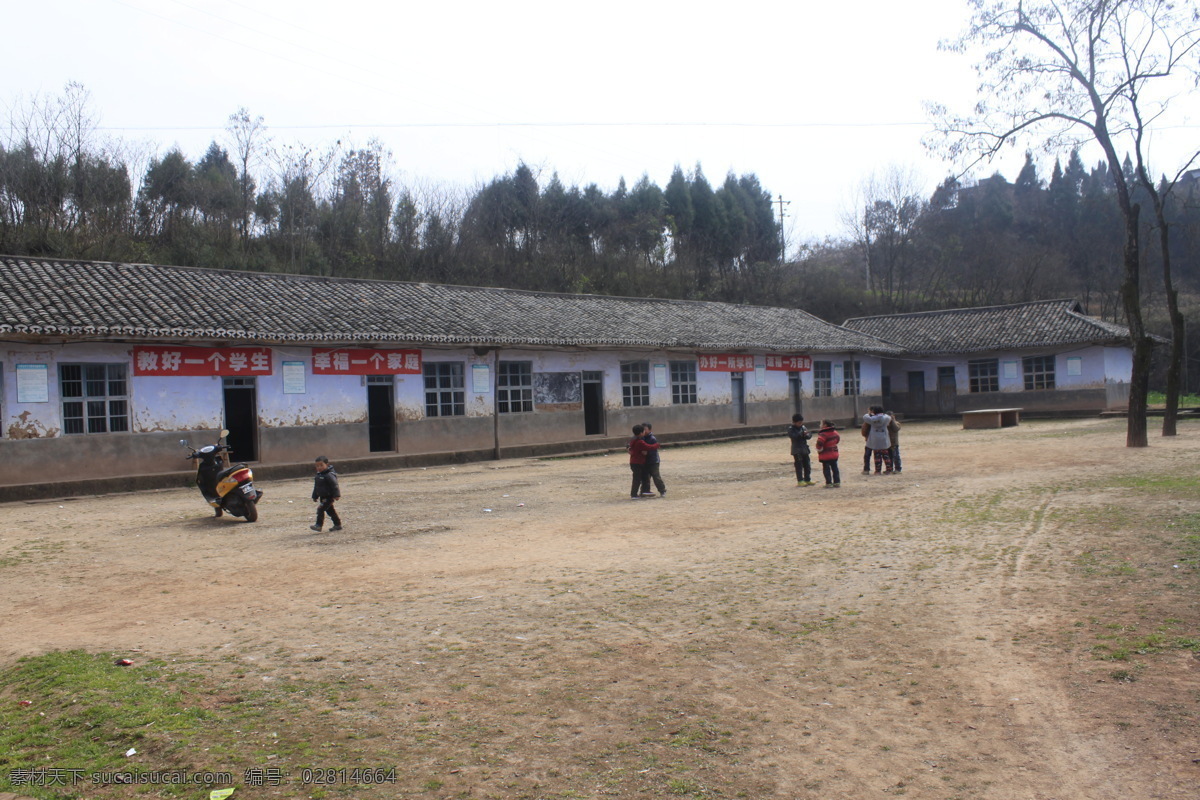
[
  {"x1": 1023, "y1": 355, "x2": 1056, "y2": 391},
  {"x1": 621, "y1": 361, "x2": 650, "y2": 407},
  {"x1": 424, "y1": 362, "x2": 465, "y2": 417},
  {"x1": 60, "y1": 363, "x2": 129, "y2": 435},
  {"x1": 813, "y1": 361, "x2": 832, "y2": 397},
  {"x1": 670, "y1": 361, "x2": 697, "y2": 404},
  {"x1": 842, "y1": 360, "x2": 860, "y2": 396},
  {"x1": 497, "y1": 361, "x2": 533, "y2": 413},
  {"x1": 969, "y1": 359, "x2": 999, "y2": 393}
]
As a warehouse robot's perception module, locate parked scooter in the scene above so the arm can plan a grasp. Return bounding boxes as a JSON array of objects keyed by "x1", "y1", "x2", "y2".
[{"x1": 180, "y1": 429, "x2": 262, "y2": 522}]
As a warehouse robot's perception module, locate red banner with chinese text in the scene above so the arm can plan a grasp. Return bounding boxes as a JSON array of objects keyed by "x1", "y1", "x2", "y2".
[
  {"x1": 698, "y1": 354, "x2": 758, "y2": 372},
  {"x1": 133, "y1": 346, "x2": 273, "y2": 376},
  {"x1": 764, "y1": 354, "x2": 812, "y2": 372},
  {"x1": 311, "y1": 348, "x2": 422, "y2": 375}
]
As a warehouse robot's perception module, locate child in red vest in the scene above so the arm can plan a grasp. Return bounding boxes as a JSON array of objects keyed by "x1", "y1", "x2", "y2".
[{"x1": 815, "y1": 420, "x2": 841, "y2": 488}]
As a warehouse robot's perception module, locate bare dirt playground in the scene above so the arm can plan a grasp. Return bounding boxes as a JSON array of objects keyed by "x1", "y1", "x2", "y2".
[{"x1": 2, "y1": 417, "x2": 1200, "y2": 799}]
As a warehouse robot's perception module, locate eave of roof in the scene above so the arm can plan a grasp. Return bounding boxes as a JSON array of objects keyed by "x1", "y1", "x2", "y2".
[
  {"x1": 842, "y1": 299, "x2": 1132, "y2": 355},
  {"x1": 0, "y1": 256, "x2": 903, "y2": 355}
]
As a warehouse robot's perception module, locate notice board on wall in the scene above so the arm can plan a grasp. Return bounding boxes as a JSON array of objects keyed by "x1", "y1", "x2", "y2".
[{"x1": 534, "y1": 372, "x2": 582, "y2": 409}]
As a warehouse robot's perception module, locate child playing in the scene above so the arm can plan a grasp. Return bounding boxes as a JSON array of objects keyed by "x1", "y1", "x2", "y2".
[
  {"x1": 626, "y1": 424, "x2": 660, "y2": 500},
  {"x1": 886, "y1": 411, "x2": 902, "y2": 474},
  {"x1": 815, "y1": 420, "x2": 841, "y2": 488},
  {"x1": 639, "y1": 422, "x2": 667, "y2": 497},
  {"x1": 787, "y1": 413, "x2": 813, "y2": 486},
  {"x1": 310, "y1": 456, "x2": 343, "y2": 532},
  {"x1": 862, "y1": 406, "x2": 894, "y2": 475}
]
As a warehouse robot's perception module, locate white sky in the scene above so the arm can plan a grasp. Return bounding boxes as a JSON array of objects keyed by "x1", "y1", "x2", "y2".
[{"x1": 4, "y1": 0, "x2": 1198, "y2": 249}]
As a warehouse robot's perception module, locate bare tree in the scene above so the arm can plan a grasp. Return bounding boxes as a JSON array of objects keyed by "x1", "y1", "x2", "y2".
[
  {"x1": 931, "y1": 0, "x2": 1200, "y2": 447},
  {"x1": 841, "y1": 167, "x2": 927, "y2": 310},
  {"x1": 226, "y1": 108, "x2": 269, "y2": 254}
]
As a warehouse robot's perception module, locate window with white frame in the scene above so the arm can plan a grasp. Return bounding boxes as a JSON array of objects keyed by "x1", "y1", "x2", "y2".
[
  {"x1": 1023, "y1": 355, "x2": 1056, "y2": 390},
  {"x1": 424, "y1": 362, "x2": 465, "y2": 417},
  {"x1": 842, "y1": 360, "x2": 860, "y2": 396},
  {"x1": 813, "y1": 361, "x2": 832, "y2": 397},
  {"x1": 497, "y1": 361, "x2": 534, "y2": 413},
  {"x1": 621, "y1": 361, "x2": 650, "y2": 407},
  {"x1": 969, "y1": 359, "x2": 999, "y2": 393},
  {"x1": 60, "y1": 363, "x2": 129, "y2": 434},
  {"x1": 670, "y1": 361, "x2": 697, "y2": 404}
]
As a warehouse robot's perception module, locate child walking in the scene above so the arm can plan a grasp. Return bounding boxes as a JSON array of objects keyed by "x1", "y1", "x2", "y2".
[
  {"x1": 311, "y1": 455, "x2": 343, "y2": 532},
  {"x1": 815, "y1": 420, "x2": 841, "y2": 488}
]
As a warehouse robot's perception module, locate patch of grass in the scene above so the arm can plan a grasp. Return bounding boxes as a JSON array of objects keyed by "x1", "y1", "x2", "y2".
[
  {"x1": 0, "y1": 650, "x2": 227, "y2": 798},
  {"x1": 1148, "y1": 391, "x2": 1200, "y2": 407},
  {"x1": 1108, "y1": 473, "x2": 1200, "y2": 494}
]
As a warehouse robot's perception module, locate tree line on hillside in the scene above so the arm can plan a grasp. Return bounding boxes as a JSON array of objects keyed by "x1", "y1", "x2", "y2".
[{"x1": 2, "y1": 86, "x2": 1199, "y2": 388}]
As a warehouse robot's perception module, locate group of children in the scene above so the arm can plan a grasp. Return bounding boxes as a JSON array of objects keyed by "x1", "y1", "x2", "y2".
[
  {"x1": 626, "y1": 409, "x2": 902, "y2": 498},
  {"x1": 788, "y1": 407, "x2": 901, "y2": 488},
  {"x1": 317, "y1": 410, "x2": 899, "y2": 520}
]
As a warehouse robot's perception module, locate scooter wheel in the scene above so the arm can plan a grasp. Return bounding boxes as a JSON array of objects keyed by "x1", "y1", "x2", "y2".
[{"x1": 214, "y1": 508, "x2": 223, "y2": 517}]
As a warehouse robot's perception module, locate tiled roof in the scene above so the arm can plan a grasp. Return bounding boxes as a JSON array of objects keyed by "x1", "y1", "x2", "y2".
[
  {"x1": 842, "y1": 299, "x2": 1131, "y2": 355},
  {"x1": 0, "y1": 256, "x2": 902, "y2": 354}
]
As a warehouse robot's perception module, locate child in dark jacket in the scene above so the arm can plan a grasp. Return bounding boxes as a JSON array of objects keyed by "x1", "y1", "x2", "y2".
[
  {"x1": 787, "y1": 413, "x2": 813, "y2": 486},
  {"x1": 639, "y1": 422, "x2": 667, "y2": 497},
  {"x1": 311, "y1": 456, "x2": 343, "y2": 532},
  {"x1": 815, "y1": 420, "x2": 841, "y2": 488}
]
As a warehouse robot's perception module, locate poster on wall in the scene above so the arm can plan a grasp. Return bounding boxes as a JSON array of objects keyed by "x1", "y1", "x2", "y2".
[
  {"x1": 698, "y1": 354, "x2": 757, "y2": 371},
  {"x1": 133, "y1": 346, "x2": 273, "y2": 376},
  {"x1": 16, "y1": 363, "x2": 48, "y2": 402},
  {"x1": 282, "y1": 361, "x2": 306, "y2": 394},
  {"x1": 755, "y1": 365, "x2": 766, "y2": 386},
  {"x1": 472, "y1": 363, "x2": 491, "y2": 393},
  {"x1": 1003, "y1": 361, "x2": 1019, "y2": 379},
  {"x1": 1067, "y1": 356, "x2": 1082, "y2": 376},
  {"x1": 764, "y1": 354, "x2": 812, "y2": 371},
  {"x1": 653, "y1": 364, "x2": 668, "y2": 388},
  {"x1": 311, "y1": 348, "x2": 421, "y2": 375}
]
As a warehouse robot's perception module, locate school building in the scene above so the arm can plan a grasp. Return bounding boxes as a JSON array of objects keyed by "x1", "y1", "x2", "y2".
[
  {"x1": 0, "y1": 256, "x2": 912, "y2": 499},
  {"x1": 844, "y1": 300, "x2": 1135, "y2": 416}
]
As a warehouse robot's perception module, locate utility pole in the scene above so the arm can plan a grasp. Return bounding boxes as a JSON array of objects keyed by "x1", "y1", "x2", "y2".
[{"x1": 774, "y1": 194, "x2": 791, "y2": 265}]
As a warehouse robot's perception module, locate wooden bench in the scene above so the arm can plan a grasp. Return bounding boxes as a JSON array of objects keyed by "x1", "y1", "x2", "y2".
[{"x1": 961, "y1": 408, "x2": 1022, "y2": 429}]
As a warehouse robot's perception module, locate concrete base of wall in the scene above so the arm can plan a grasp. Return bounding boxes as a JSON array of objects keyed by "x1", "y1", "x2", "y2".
[{"x1": 0, "y1": 423, "x2": 790, "y2": 504}]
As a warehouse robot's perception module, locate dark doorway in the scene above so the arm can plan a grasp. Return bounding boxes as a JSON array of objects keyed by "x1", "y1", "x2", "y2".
[
  {"x1": 582, "y1": 371, "x2": 605, "y2": 436},
  {"x1": 367, "y1": 375, "x2": 395, "y2": 452},
  {"x1": 222, "y1": 377, "x2": 258, "y2": 462},
  {"x1": 937, "y1": 366, "x2": 958, "y2": 414},
  {"x1": 881, "y1": 375, "x2": 891, "y2": 405},
  {"x1": 788, "y1": 371, "x2": 803, "y2": 415},
  {"x1": 907, "y1": 371, "x2": 926, "y2": 414},
  {"x1": 731, "y1": 372, "x2": 747, "y2": 424}
]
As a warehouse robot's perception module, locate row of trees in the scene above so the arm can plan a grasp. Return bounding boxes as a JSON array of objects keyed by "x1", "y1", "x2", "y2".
[
  {"x1": 3, "y1": 86, "x2": 1196, "y2": 320},
  {"x1": 0, "y1": 87, "x2": 780, "y2": 303}
]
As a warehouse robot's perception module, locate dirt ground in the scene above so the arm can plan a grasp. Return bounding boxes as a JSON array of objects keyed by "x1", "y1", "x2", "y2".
[{"x1": 3, "y1": 416, "x2": 1200, "y2": 799}]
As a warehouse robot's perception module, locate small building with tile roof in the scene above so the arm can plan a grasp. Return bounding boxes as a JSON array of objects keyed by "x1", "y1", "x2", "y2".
[
  {"x1": 843, "y1": 299, "x2": 1133, "y2": 417},
  {"x1": 0, "y1": 256, "x2": 902, "y2": 496}
]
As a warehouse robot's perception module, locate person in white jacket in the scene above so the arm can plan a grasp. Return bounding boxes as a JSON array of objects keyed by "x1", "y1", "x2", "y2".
[{"x1": 862, "y1": 407, "x2": 894, "y2": 475}]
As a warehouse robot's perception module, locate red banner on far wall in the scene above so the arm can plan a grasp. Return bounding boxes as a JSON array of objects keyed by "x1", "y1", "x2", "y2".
[
  {"x1": 698, "y1": 354, "x2": 758, "y2": 372},
  {"x1": 765, "y1": 354, "x2": 812, "y2": 372},
  {"x1": 133, "y1": 346, "x2": 273, "y2": 376},
  {"x1": 312, "y1": 348, "x2": 422, "y2": 375}
]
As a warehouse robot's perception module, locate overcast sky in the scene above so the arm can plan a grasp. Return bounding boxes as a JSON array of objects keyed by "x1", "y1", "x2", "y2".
[{"x1": 5, "y1": 0, "x2": 1198, "y2": 250}]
